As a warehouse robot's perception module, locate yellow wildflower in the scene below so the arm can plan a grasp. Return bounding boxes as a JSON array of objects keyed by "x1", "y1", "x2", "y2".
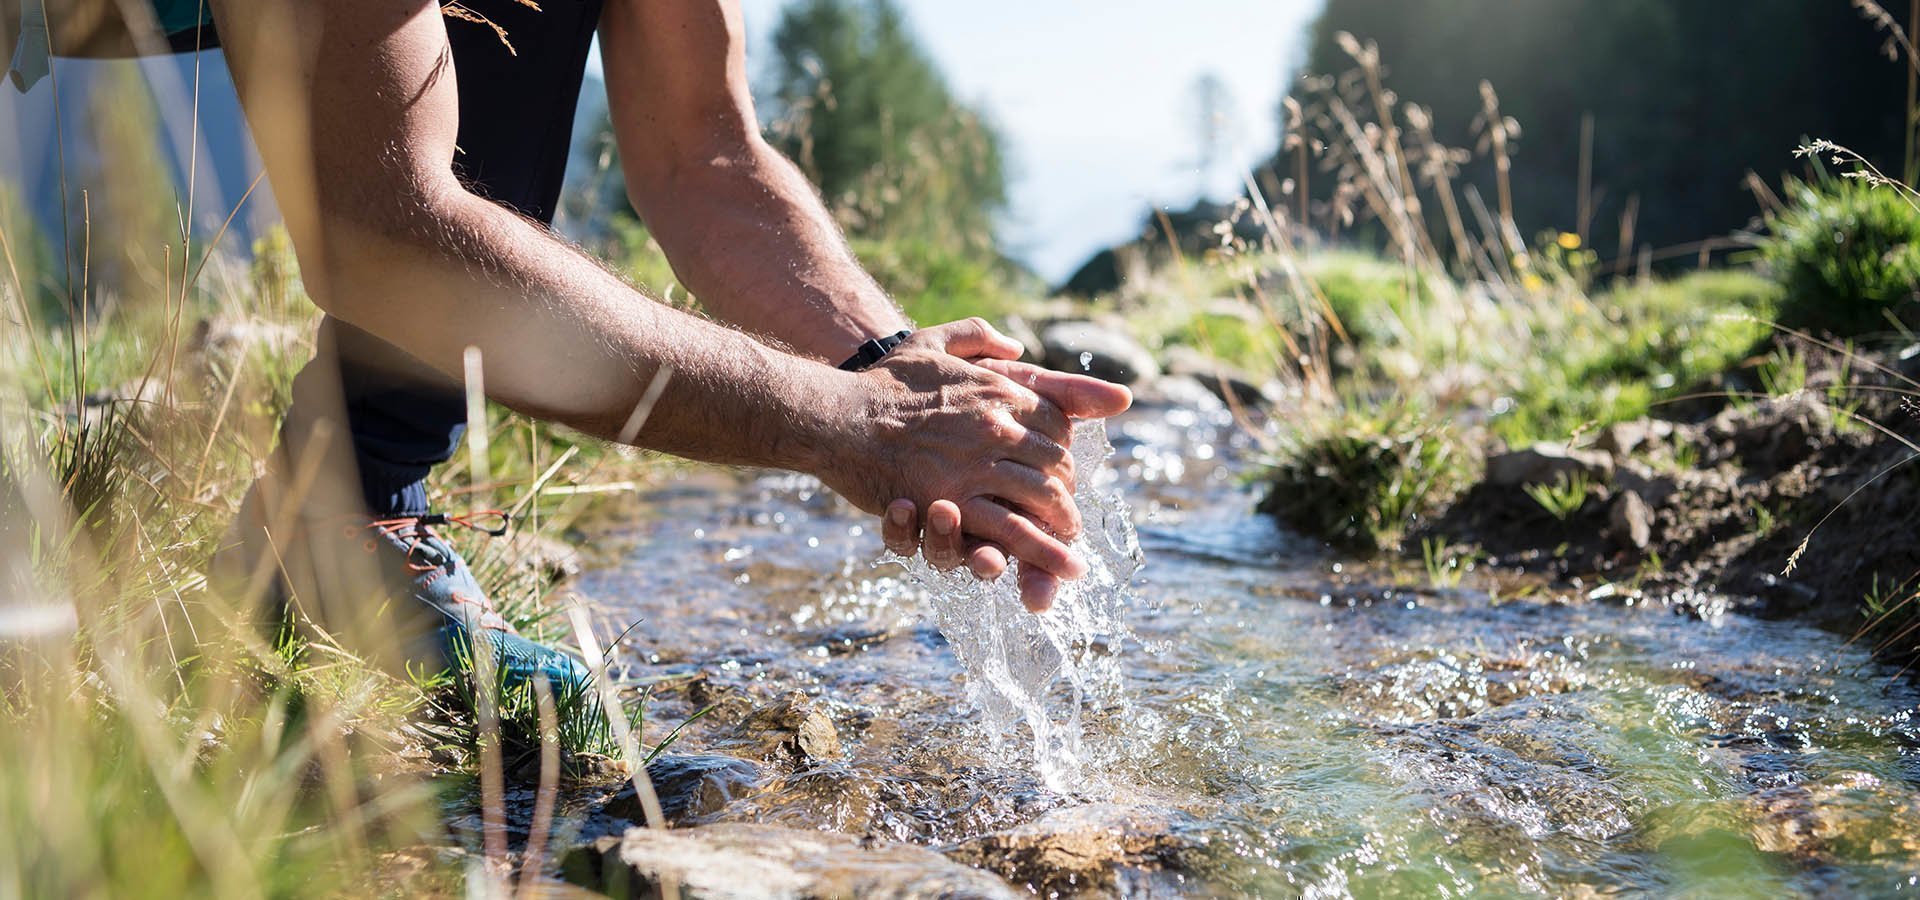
[{"x1": 1556, "y1": 232, "x2": 1582, "y2": 251}]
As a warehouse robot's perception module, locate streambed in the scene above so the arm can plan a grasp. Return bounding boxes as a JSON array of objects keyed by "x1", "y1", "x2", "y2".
[{"x1": 567, "y1": 397, "x2": 1920, "y2": 897}]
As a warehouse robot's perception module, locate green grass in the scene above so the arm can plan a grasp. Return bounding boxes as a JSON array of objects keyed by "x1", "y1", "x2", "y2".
[
  {"x1": 1763, "y1": 173, "x2": 1920, "y2": 337},
  {"x1": 1524, "y1": 471, "x2": 1594, "y2": 522},
  {"x1": 1491, "y1": 272, "x2": 1779, "y2": 445},
  {"x1": 1257, "y1": 400, "x2": 1478, "y2": 551},
  {"x1": 852, "y1": 237, "x2": 1031, "y2": 327}
]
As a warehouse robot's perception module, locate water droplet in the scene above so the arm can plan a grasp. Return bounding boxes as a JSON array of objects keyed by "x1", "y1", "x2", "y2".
[{"x1": 1079, "y1": 351, "x2": 1094, "y2": 371}]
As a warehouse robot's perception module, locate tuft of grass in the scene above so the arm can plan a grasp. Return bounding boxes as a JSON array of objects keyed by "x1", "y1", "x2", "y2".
[
  {"x1": 1421, "y1": 536, "x2": 1477, "y2": 591},
  {"x1": 1258, "y1": 401, "x2": 1477, "y2": 552},
  {"x1": 1758, "y1": 344, "x2": 1811, "y2": 398},
  {"x1": 1524, "y1": 471, "x2": 1593, "y2": 522},
  {"x1": 1763, "y1": 173, "x2": 1920, "y2": 338}
]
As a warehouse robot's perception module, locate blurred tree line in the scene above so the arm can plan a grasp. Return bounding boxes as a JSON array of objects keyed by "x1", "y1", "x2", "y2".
[
  {"x1": 571, "y1": 0, "x2": 1021, "y2": 321},
  {"x1": 577, "y1": 0, "x2": 1007, "y2": 257},
  {"x1": 762, "y1": 0, "x2": 1006, "y2": 256},
  {"x1": 1266, "y1": 0, "x2": 1911, "y2": 259}
]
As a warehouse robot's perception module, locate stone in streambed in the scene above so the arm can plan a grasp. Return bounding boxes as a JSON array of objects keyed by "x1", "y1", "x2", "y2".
[
  {"x1": 943, "y1": 803, "x2": 1195, "y2": 897},
  {"x1": 603, "y1": 754, "x2": 764, "y2": 825},
  {"x1": 1609, "y1": 490, "x2": 1655, "y2": 551},
  {"x1": 1484, "y1": 443, "x2": 1615, "y2": 488},
  {"x1": 1038, "y1": 321, "x2": 1160, "y2": 386},
  {"x1": 726, "y1": 692, "x2": 843, "y2": 764},
  {"x1": 562, "y1": 823, "x2": 1022, "y2": 900},
  {"x1": 1129, "y1": 374, "x2": 1226, "y2": 413},
  {"x1": 1162, "y1": 345, "x2": 1271, "y2": 407}
]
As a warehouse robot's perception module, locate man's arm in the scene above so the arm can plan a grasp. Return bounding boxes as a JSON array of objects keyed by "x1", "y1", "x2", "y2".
[
  {"x1": 597, "y1": 0, "x2": 1132, "y2": 608},
  {"x1": 598, "y1": 0, "x2": 903, "y2": 363},
  {"x1": 208, "y1": 0, "x2": 1086, "y2": 578}
]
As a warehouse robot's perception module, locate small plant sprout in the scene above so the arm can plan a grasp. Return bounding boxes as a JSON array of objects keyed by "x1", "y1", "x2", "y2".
[
  {"x1": 1525, "y1": 471, "x2": 1593, "y2": 522},
  {"x1": 1759, "y1": 345, "x2": 1810, "y2": 398},
  {"x1": 1422, "y1": 536, "x2": 1474, "y2": 590}
]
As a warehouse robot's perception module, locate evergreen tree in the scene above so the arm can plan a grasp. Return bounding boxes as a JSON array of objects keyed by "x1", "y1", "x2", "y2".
[{"x1": 764, "y1": 0, "x2": 1007, "y2": 253}]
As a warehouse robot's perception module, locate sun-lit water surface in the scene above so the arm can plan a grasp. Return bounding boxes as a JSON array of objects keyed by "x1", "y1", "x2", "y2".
[{"x1": 579, "y1": 398, "x2": 1920, "y2": 897}]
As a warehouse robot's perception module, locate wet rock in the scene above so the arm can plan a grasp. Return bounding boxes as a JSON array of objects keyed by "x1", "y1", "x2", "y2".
[
  {"x1": 1747, "y1": 772, "x2": 1920, "y2": 865},
  {"x1": 943, "y1": 803, "x2": 1192, "y2": 896},
  {"x1": 804, "y1": 624, "x2": 891, "y2": 656},
  {"x1": 728, "y1": 692, "x2": 843, "y2": 764},
  {"x1": 562, "y1": 823, "x2": 1021, "y2": 900},
  {"x1": 604, "y1": 754, "x2": 763, "y2": 824},
  {"x1": 1609, "y1": 490, "x2": 1654, "y2": 551},
  {"x1": 510, "y1": 749, "x2": 630, "y2": 783},
  {"x1": 1594, "y1": 419, "x2": 1674, "y2": 457},
  {"x1": 1129, "y1": 374, "x2": 1226, "y2": 413},
  {"x1": 1162, "y1": 345, "x2": 1269, "y2": 407},
  {"x1": 1484, "y1": 443, "x2": 1616, "y2": 488},
  {"x1": 1038, "y1": 321, "x2": 1160, "y2": 386}
]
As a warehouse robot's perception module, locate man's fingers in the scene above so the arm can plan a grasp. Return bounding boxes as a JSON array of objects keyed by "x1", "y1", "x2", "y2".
[
  {"x1": 1005, "y1": 389, "x2": 1072, "y2": 446},
  {"x1": 924, "y1": 499, "x2": 967, "y2": 570},
  {"x1": 973, "y1": 358, "x2": 1133, "y2": 419},
  {"x1": 966, "y1": 541, "x2": 1008, "y2": 580},
  {"x1": 883, "y1": 499, "x2": 919, "y2": 556},
  {"x1": 920, "y1": 317, "x2": 1024, "y2": 361},
  {"x1": 985, "y1": 459, "x2": 1081, "y2": 541},
  {"x1": 960, "y1": 497, "x2": 1088, "y2": 579},
  {"x1": 996, "y1": 420, "x2": 1074, "y2": 485},
  {"x1": 1019, "y1": 568, "x2": 1061, "y2": 613}
]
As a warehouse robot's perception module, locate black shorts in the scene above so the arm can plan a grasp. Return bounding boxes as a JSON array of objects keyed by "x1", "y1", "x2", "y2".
[
  {"x1": 444, "y1": 0, "x2": 606, "y2": 224},
  {"x1": 167, "y1": 0, "x2": 603, "y2": 221}
]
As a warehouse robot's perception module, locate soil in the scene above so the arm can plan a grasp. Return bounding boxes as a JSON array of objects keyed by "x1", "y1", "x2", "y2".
[{"x1": 1416, "y1": 336, "x2": 1920, "y2": 641}]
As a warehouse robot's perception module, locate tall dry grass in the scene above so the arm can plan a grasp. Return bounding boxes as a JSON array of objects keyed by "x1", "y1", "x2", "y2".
[{"x1": 0, "y1": 50, "x2": 689, "y2": 897}]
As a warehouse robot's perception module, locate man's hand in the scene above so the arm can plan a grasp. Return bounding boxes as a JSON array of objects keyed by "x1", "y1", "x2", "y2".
[
  {"x1": 873, "y1": 343, "x2": 1134, "y2": 613},
  {"x1": 812, "y1": 319, "x2": 1088, "y2": 580}
]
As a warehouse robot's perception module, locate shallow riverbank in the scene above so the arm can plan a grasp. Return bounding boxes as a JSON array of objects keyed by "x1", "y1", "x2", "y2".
[{"x1": 472, "y1": 396, "x2": 1920, "y2": 897}]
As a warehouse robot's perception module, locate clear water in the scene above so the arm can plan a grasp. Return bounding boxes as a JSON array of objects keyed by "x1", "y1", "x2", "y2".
[
  {"x1": 889, "y1": 420, "x2": 1145, "y2": 793},
  {"x1": 579, "y1": 400, "x2": 1920, "y2": 896}
]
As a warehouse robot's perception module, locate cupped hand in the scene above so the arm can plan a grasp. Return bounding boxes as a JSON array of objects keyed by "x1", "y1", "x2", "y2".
[
  {"x1": 817, "y1": 317, "x2": 1089, "y2": 580},
  {"x1": 883, "y1": 497, "x2": 1065, "y2": 612},
  {"x1": 872, "y1": 340, "x2": 1133, "y2": 613}
]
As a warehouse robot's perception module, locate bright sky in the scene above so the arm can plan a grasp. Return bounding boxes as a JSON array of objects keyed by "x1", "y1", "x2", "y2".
[{"x1": 597, "y1": 0, "x2": 1324, "y2": 281}]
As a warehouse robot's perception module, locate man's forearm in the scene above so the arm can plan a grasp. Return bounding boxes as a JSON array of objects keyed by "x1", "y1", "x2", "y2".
[
  {"x1": 622, "y1": 139, "x2": 911, "y2": 363},
  {"x1": 318, "y1": 187, "x2": 850, "y2": 472}
]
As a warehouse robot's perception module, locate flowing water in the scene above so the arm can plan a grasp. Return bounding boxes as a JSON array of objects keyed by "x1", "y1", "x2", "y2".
[{"x1": 578, "y1": 397, "x2": 1920, "y2": 896}]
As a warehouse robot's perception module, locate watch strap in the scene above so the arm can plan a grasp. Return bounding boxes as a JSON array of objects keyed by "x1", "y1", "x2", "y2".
[{"x1": 837, "y1": 329, "x2": 914, "y2": 371}]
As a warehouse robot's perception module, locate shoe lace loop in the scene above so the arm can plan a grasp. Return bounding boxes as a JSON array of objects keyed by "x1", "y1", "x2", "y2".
[
  {"x1": 366, "y1": 510, "x2": 513, "y2": 576},
  {"x1": 367, "y1": 509, "x2": 512, "y2": 539}
]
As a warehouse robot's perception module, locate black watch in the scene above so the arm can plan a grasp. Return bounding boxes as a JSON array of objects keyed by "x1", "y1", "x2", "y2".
[{"x1": 837, "y1": 329, "x2": 914, "y2": 371}]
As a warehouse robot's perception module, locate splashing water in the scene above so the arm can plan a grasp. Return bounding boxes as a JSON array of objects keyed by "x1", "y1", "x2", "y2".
[{"x1": 890, "y1": 420, "x2": 1145, "y2": 793}]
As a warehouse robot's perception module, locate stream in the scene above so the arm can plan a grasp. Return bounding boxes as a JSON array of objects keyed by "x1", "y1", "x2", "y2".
[{"x1": 572, "y1": 394, "x2": 1920, "y2": 897}]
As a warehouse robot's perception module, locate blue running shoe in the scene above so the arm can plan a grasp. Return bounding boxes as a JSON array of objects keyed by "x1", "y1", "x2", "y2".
[{"x1": 364, "y1": 512, "x2": 593, "y2": 694}]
